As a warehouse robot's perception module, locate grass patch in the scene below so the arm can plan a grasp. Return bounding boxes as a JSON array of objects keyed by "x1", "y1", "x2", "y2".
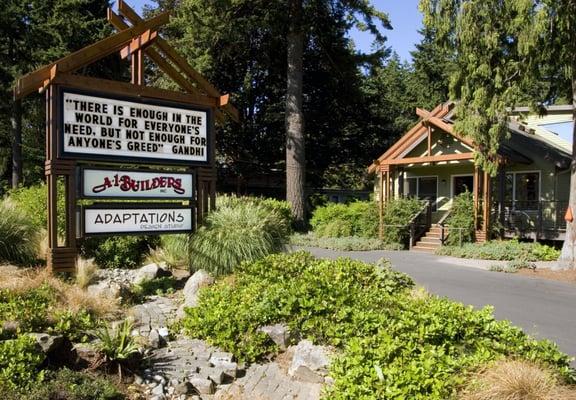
[
  {"x1": 290, "y1": 233, "x2": 404, "y2": 251},
  {"x1": 0, "y1": 202, "x2": 41, "y2": 265},
  {"x1": 459, "y1": 359, "x2": 576, "y2": 400},
  {"x1": 181, "y1": 252, "x2": 573, "y2": 398},
  {"x1": 436, "y1": 240, "x2": 560, "y2": 262}
]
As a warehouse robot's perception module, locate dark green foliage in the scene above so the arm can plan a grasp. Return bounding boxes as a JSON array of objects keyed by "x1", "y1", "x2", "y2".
[
  {"x1": 436, "y1": 240, "x2": 560, "y2": 261},
  {"x1": 9, "y1": 368, "x2": 124, "y2": 400},
  {"x1": 80, "y1": 235, "x2": 159, "y2": 269},
  {"x1": 0, "y1": 202, "x2": 40, "y2": 265},
  {"x1": 290, "y1": 233, "x2": 403, "y2": 251},
  {"x1": 382, "y1": 197, "x2": 424, "y2": 245},
  {"x1": 444, "y1": 191, "x2": 474, "y2": 246},
  {"x1": 0, "y1": 335, "x2": 45, "y2": 390},
  {"x1": 310, "y1": 201, "x2": 379, "y2": 238},
  {"x1": 189, "y1": 200, "x2": 290, "y2": 276},
  {"x1": 181, "y1": 251, "x2": 572, "y2": 398}
]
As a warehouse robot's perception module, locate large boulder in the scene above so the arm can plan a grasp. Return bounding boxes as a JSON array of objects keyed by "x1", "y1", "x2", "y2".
[
  {"x1": 287, "y1": 340, "x2": 332, "y2": 384},
  {"x1": 30, "y1": 333, "x2": 65, "y2": 354},
  {"x1": 176, "y1": 270, "x2": 214, "y2": 318},
  {"x1": 87, "y1": 280, "x2": 124, "y2": 299}
]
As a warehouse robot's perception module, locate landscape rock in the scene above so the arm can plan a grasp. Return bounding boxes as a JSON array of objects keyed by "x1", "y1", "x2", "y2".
[
  {"x1": 189, "y1": 377, "x2": 215, "y2": 395},
  {"x1": 182, "y1": 269, "x2": 214, "y2": 307},
  {"x1": 149, "y1": 329, "x2": 165, "y2": 349},
  {"x1": 258, "y1": 323, "x2": 291, "y2": 350},
  {"x1": 288, "y1": 340, "x2": 331, "y2": 384},
  {"x1": 1, "y1": 320, "x2": 19, "y2": 335},
  {"x1": 151, "y1": 383, "x2": 165, "y2": 396},
  {"x1": 87, "y1": 280, "x2": 124, "y2": 299},
  {"x1": 30, "y1": 333, "x2": 64, "y2": 354},
  {"x1": 135, "y1": 262, "x2": 171, "y2": 284},
  {"x1": 174, "y1": 381, "x2": 193, "y2": 395}
]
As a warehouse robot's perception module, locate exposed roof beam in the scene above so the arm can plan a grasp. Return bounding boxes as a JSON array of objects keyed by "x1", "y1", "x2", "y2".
[
  {"x1": 14, "y1": 11, "x2": 170, "y2": 99},
  {"x1": 379, "y1": 152, "x2": 474, "y2": 166}
]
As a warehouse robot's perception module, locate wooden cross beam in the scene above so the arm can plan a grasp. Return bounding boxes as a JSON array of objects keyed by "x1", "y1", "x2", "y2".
[
  {"x1": 14, "y1": 11, "x2": 170, "y2": 99},
  {"x1": 120, "y1": 29, "x2": 158, "y2": 59},
  {"x1": 117, "y1": 0, "x2": 240, "y2": 122}
]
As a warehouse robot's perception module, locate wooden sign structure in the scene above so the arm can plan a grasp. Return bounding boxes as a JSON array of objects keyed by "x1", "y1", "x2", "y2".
[{"x1": 14, "y1": 2, "x2": 238, "y2": 272}]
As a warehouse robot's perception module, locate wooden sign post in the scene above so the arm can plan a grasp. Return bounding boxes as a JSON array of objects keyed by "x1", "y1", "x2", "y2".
[{"x1": 15, "y1": 4, "x2": 238, "y2": 273}]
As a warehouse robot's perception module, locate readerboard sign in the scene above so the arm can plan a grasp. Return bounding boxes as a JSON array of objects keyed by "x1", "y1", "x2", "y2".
[
  {"x1": 81, "y1": 168, "x2": 194, "y2": 199},
  {"x1": 83, "y1": 205, "x2": 193, "y2": 235},
  {"x1": 60, "y1": 89, "x2": 210, "y2": 165}
]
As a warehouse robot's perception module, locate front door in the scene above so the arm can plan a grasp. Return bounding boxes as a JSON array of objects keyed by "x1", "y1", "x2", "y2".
[{"x1": 453, "y1": 175, "x2": 474, "y2": 196}]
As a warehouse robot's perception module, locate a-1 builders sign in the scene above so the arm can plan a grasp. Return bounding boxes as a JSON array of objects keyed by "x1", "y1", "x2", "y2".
[
  {"x1": 61, "y1": 89, "x2": 210, "y2": 165},
  {"x1": 81, "y1": 168, "x2": 194, "y2": 199}
]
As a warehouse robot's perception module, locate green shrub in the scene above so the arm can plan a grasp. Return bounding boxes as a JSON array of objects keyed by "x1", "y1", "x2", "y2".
[
  {"x1": 8, "y1": 182, "x2": 66, "y2": 237},
  {"x1": 436, "y1": 239, "x2": 560, "y2": 262},
  {"x1": 0, "y1": 335, "x2": 45, "y2": 390},
  {"x1": 181, "y1": 252, "x2": 573, "y2": 398},
  {"x1": 381, "y1": 197, "x2": 424, "y2": 245},
  {"x1": 189, "y1": 200, "x2": 290, "y2": 276},
  {"x1": 130, "y1": 276, "x2": 178, "y2": 302},
  {"x1": 0, "y1": 202, "x2": 40, "y2": 265},
  {"x1": 217, "y1": 194, "x2": 293, "y2": 229},
  {"x1": 79, "y1": 235, "x2": 159, "y2": 269},
  {"x1": 11, "y1": 368, "x2": 124, "y2": 400},
  {"x1": 310, "y1": 201, "x2": 378, "y2": 238},
  {"x1": 290, "y1": 233, "x2": 403, "y2": 251},
  {"x1": 95, "y1": 319, "x2": 139, "y2": 363},
  {"x1": 444, "y1": 191, "x2": 474, "y2": 246},
  {"x1": 0, "y1": 284, "x2": 98, "y2": 341}
]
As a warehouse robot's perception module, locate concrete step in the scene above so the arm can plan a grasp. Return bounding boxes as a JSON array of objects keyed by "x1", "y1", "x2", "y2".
[
  {"x1": 411, "y1": 245, "x2": 437, "y2": 252},
  {"x1": 413, "y1": 241, "x2": 441, "y2": 249},
  {"x1": 419, "y1": 237, "x2": 442, "y2": 244}
]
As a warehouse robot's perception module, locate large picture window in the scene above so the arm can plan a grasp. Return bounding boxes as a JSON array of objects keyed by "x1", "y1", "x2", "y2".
[{"x1": 404, "y1": 176, "x2": 438, "y2": 211}]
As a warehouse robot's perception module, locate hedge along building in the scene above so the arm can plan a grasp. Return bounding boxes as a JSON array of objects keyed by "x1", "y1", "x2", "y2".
[
  {"x1": 368, "y1": 102, "x2": 572, "y2": 252},
  {"x1": 13, "y1": 2, "x2": 239, "y2": 272}
]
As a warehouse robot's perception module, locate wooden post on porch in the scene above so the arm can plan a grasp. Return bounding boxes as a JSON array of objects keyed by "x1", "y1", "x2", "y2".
[
  {"x1": 482, "y1": 170, "x2": 491, "y2": 238},
  {"x1": 473, "y1": 167, "x2": 480, "y2": 230},
  {"x1": 498, "y1": 167, "x2": 506, "y2": 238},
  {"x1": 379, "y1": 168, "x2": 384, "y2": 240}
]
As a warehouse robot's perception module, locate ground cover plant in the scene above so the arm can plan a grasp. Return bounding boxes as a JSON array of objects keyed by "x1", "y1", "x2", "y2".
[
  {"x1": 290, "y1": 232, "x2": 404, "y2": 251},
  {"x1": 181, "y1": 252, "x2": 573, "y2": 399},
  {"x1": 436, "y1": 239, "x2": 560, "y2": 262}
]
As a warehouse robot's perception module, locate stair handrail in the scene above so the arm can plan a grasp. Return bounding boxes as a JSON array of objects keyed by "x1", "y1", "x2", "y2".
[{"x1": 409, "y1": 201, "x2": 432, "y2": 249}]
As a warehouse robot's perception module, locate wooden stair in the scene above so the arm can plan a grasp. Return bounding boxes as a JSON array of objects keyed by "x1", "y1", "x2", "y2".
[{"x1": 412, "y1": 225, "x2": 442, "y2": 252}]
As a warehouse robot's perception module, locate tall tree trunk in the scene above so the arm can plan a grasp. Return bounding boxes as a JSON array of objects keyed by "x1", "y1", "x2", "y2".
[
  {"x1": 11, "y1": 99, "x2": 22, "y2": 188},
  {"x1": 558, "y1": 69, "x2": 576, "y2": 269},
  {"x1": 285, "y1": 0, "x2": 306, "y2": 228}
]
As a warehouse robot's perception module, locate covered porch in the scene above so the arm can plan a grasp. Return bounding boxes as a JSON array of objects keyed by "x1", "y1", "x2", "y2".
[{"x1": 368, "y1": 103, "x2": 569, "y2": 247}]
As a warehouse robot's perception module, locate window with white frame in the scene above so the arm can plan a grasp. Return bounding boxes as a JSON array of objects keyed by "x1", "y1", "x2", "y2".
[{"x1": 404, "y1": 176, "x2": 438, "y2": 211}]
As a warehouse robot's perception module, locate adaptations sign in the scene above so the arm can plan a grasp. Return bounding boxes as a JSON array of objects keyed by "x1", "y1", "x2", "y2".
[
  {"x1": 82, "y1": 168, "x2": 194, "y2": 199},
  {"x1": 60, "y1": 89, "x2": 211, "y2": 164},
  {"x1": 84, "y1": 206, "x2": 193, "y2": 235}
]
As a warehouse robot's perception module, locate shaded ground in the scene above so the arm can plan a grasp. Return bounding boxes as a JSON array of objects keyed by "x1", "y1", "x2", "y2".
[{"x1": 294, "y1": 246, "x2": 576, "y2": 363}]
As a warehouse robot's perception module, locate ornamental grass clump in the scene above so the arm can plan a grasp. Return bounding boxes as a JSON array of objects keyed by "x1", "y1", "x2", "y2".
[
  {"x1": 0, "y1": 202, "x2": 40, "y2": 266},
  {"x1": 189, "y1": 200, "x2": 290, "y2": 276}
]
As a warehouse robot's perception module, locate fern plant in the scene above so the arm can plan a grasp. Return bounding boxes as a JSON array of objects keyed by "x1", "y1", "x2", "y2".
[{"x1": 95, "y1": 319, "x2": 139, "y2": 379}]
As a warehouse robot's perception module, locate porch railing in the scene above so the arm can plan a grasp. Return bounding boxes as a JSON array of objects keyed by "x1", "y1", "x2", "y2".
[{"x1": 492, "y1": 200, "x2": 567, "y2": 239}]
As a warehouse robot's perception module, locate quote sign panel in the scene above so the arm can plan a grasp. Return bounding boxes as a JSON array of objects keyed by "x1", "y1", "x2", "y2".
[
  {"x1": 84, "y1": 206, "x2": 193, "y2": 235},
  {"x1": 60, "y1": 89, "x2": 210, "y2": 165},
  {"x1": 82, "y1": 168, "x2": 194, "y2": 199}
]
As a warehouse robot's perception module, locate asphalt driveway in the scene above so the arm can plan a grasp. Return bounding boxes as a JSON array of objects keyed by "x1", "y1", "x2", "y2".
[{"x1": 296, "y1": 246, "x2": 576, "y2": 362}]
